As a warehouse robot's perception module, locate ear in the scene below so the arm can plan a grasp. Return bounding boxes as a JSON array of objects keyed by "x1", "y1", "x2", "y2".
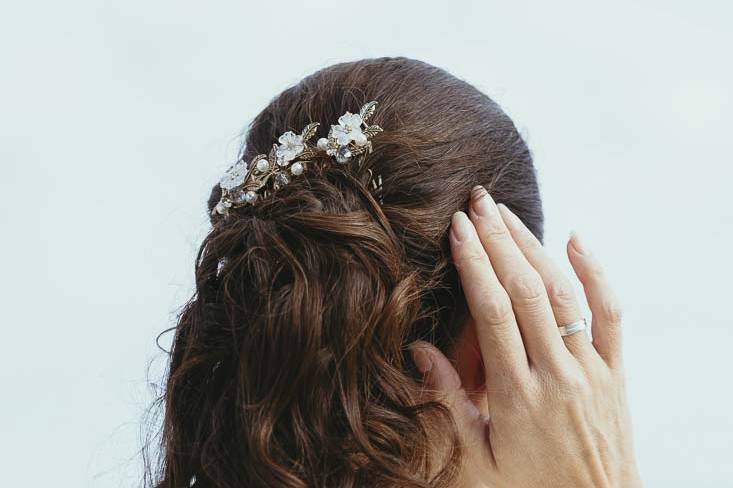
[{"x1": 448, "y1": 316, "x2": 488, "y2": 415}]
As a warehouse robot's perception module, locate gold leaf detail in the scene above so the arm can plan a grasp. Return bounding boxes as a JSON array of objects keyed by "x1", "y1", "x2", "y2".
[
  {"x1": 245, "y1": 173, "x2": 269, "y2": 191},
  {"x1": 350, "y1": 145, "x2": 368, "y2": 157},
  {"x1": 300, "y1": 122, "x2": 320, "y2": 143},
  {"x1": 359, "y1": 101, "x2": 378, "y2": 122},
  {"x1": 363, "y1": 125, "x2": 383, "y2": 138},
  {"x1": 298, "y1": 148, "x2": 318, "y2": 160}
]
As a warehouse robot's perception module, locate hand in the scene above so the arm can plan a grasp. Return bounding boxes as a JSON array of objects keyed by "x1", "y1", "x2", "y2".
[{"x1": 410, "y1": 186, "x2": 642, "y2": 488}]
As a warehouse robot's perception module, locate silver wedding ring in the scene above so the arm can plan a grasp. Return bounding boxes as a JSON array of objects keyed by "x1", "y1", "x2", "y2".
[{"x1": 557, "y1": 318, "x2": 588, "y2": 337}]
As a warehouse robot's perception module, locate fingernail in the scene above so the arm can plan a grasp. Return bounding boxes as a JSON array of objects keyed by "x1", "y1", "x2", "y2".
[
  {"x1": 411, "y1": 346, "x2": 433, "y2": 374},
  {"x1": 498, "y1": 203, "x2": 521, "y2": 228},
  {"x1": 470, "y1": 185, "x2": 496, "y2": 217},
  {"x1": 569, "y1": 231, "x2": 590, "y2": 255},
  {"x1": 451, "y1": 211, "x2": 473, "y2": 242}
]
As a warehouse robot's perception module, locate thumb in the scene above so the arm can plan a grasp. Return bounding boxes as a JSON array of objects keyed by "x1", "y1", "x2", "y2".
[{"x1": 409, "y1": 341, "x2": 493, "y2": 459}]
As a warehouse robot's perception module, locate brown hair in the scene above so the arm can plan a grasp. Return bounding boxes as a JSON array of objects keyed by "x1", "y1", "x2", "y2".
[{"x1": 149, "y1": 57, "x2": 542, "y2": 488}]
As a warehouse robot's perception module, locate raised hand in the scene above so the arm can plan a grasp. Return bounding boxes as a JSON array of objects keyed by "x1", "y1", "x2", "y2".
[{"x1": 411, "y1": 186, "x2": 641, "y2": 488}]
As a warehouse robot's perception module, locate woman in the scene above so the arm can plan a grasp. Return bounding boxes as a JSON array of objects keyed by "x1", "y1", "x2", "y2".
[{"x1": 151, "y1": 57, "x2": 641, "y2": 487}]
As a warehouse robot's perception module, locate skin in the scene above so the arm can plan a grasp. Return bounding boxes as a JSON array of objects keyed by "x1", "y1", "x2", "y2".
[{"x1": 410, "y1": 186, "x2": 642, "y2": 488}]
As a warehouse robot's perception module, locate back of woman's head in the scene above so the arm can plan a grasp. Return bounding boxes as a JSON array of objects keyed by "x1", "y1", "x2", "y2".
[{"x1": 156, "y1": 57, "x2": 542, "y2": 488}]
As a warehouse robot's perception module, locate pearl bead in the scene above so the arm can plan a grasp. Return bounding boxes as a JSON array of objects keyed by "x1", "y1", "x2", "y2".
[
  {"x1": 256, "y1": 159, "x2": 269, "y2": 172},
  {"x1": 290, "y1": 162, "x2": 304, "y2": 175}
]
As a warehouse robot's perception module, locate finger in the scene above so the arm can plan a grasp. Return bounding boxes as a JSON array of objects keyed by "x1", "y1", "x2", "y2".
[
  {"x1": 467, "y1": 186, "x2": 569, "y2": 366},
  {"x1": 497, "y1": 204, "x2": 595, "y2": 361},
  {"x1": 449, "y1": 210, "x2": 531, "y2": 389},
  {"x1": 410, "y1": 341, "x2": 494, "y2": 467},
  {"x1": 566, "y1": 232, "x2": 624, "y2": 367}
]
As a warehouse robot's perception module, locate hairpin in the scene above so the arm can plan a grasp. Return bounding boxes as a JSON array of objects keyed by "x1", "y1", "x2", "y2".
[{"x1": 213, "y1": 101, "x2": 383, "y2": 217}]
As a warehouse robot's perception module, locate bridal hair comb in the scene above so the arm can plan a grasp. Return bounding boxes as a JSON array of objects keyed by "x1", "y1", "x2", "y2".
[{"x1": 212, "y1": 101, "x2": 383, "y2": 217}]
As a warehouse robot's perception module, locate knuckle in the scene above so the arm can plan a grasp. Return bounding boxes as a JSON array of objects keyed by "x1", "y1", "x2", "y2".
[
  {"x1": 600, "y1": 299, "x2": 624, "y2": 326},
  {"x1": 512, "y1": 231, "x2": 543, "y2": 254},
  {"x1": 455, "y1": 247, "x2": 485, "y2": 269},
  {"x1": 506, "y1": 272, "x2": 545, "y2": 302},
  {"x1": 479, "y1": 219, "x2": 511, "y2": 241},
  {"x1": 521, "y1": 233, "x2": 543, "y2": 252},
  {"x1": 584, "y1": 260, "x2": 606, "y2": 281},
  {"x1": 546, "y1": 278, "x2": 576, "y2": 305},
  {"x1": 478, "y1": 294, "x2": 514, "y2": 325},
  {"x1": 549, "y1": 367, "x2": 590, "y2": 399},
  {"x1": 561, "y1": 375, "x2": 590, "y2": 399}
]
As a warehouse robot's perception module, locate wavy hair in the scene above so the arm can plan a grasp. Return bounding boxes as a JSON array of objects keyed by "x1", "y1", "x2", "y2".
[{"x1": 146, "y1": 57, "x2": 543, "y2": 488}]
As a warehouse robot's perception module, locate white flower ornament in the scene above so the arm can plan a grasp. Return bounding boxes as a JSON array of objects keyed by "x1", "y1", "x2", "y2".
[
  {"x1": 212, "y1": 101, "x2": 382, "y2": 218},
  {"x1": 276, "y1": 131, "x2": 305, "y2": 165},
  {"x1": 219, "y1": 160, "x2": 248, "y2": 191},
  {"x1": 329, "y1": 112, "x2": 368, "y2": 147}
]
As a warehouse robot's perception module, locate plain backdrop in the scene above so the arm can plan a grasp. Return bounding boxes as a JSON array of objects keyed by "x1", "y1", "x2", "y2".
[{"x1": 1, "y1": 0, "x2": 731, "y2": 486}]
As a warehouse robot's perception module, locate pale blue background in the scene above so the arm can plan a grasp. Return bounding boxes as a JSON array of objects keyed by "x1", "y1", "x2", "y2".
[{"x1": 1, "y1": 0, "x2": 731, "y2": 486}]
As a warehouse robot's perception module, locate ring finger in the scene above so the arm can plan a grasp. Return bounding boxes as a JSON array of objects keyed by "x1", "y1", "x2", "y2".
[{"x1": 497, "y1": 204, "x2": 597, "y2": 362}]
